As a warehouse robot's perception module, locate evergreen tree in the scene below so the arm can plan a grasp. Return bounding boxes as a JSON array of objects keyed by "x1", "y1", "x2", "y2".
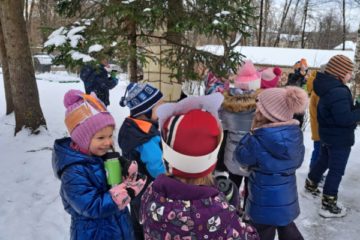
[{"x1": 46, "y1": 0, "x2": 256, "y2": 80}]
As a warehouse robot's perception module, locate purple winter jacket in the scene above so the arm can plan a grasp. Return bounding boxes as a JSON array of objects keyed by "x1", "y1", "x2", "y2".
[{"x1": 140, "y1": 174, "x2": 259, "y2": 240}]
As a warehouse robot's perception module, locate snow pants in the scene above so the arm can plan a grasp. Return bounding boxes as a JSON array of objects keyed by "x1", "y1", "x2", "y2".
[
  {"x1": 308, "y1": 143, "x2": 351, "y2": 196},
  {"x1": 309, "y1": 140, "x2": 321, "y2": 169}
]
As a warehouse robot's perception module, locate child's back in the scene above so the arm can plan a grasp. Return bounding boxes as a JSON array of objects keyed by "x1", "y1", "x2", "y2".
[
  {"x1": 234, "y1": 87, "x2": 308, "y2": 240},
  {"x1": 140, "y1": 93, "x2": 259, "y2": 240},
  {"x1": 118, "y1": 82, "x2": 166, "y2": 239}
]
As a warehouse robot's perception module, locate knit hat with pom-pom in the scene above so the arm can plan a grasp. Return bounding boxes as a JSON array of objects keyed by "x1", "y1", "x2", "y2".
[
  {"x1": 256, "y1": 86, "x2": 308, "y2": 122},
  {"x1": 261, "y1": 67, "x2": 282, "y2": 89},
  {"x1": 64, "y1": 89, "x2": 115, "y2": 151}
]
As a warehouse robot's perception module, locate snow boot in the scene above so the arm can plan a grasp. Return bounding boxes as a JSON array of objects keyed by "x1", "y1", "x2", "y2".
[
  {"x1": 319, "y1": 194, "x2": 346, "y2": 218},
  {"x1": 304, "y1": 178, "x2": 321, "y2": 196}
]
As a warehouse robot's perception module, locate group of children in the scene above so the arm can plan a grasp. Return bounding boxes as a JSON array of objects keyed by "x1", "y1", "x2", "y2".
[{"x1": 52, "y1": 54, "x2": 359, "y2": 240}]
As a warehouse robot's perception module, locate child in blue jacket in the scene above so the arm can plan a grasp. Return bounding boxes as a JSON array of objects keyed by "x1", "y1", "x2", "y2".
[
  {"x1": 234, "y1": 86, "x2": 308, "y2": 240},
  {"x1": 52, "y1": 89, "x2": 145, "y2": 240},
  {"x1": 118, "y1": 82, "x2": 166, "y2": 239}
]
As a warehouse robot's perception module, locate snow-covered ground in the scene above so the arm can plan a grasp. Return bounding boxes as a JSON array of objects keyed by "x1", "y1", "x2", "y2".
[{"x1": 1, "y1": 70, "x2": 360, "y2": 240}]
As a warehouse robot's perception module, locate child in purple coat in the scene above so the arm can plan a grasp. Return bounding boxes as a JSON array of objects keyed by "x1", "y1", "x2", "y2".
[{"x1": 140, "y1": 93, "x2": 259, "y2": 240}]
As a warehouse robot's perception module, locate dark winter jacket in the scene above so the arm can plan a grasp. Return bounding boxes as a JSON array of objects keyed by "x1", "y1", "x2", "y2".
[
  {"x1": 313, "y1": 72, "x2": 360, "y2": 146},
  {"x1": 80, "y1": 64, "x2": 118, "y2": 106},
  {"x1": 234, "y1": 121, "x2": 304, "y2": 226},
  {"x1": 140, "y1": 174, "x2": 259, "y2": 239},
  {"x1": 286, "y1": 69, "x2": 307, "y2": 87},
  {"x1": 118, "y1": 117, "x2": 165, "y2": 179},
  {"x1": 52, "y1": 137, "x2": 134, "y2": 240}
]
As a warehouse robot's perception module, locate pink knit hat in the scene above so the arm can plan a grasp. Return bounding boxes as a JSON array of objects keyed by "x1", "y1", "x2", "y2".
[
  {"x1": 256, "y1": 86, "x2": 308, "y2": 122},
  {"x1": 64, "y1": 89, "x2": 115, "y2": 151},
  {"x1": 235, "y1": 60, "x2": 261, "y2": 90},
  {"x1": 260, "y1": 67, "x2": 282, "y2": 89}
]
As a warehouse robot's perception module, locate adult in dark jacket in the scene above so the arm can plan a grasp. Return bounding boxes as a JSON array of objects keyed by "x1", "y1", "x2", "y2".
[
  {"x1": 305, "y1": 55, "x2": 360, "y2": 218},
  {"x1": 80, "y1": 59, "x2": 118, "y2": 106}
]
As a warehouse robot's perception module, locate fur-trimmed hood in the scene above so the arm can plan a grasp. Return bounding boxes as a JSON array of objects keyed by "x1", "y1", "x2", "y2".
[{"x1": 221, "y1": 90, "x2": 260, "y2": 113}]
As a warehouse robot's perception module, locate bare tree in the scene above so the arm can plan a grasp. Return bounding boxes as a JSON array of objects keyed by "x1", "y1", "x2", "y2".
[
  {"x1": 301, "y1": 0, "x2": 309, "y2": 48},
  {"x1": 0, "y1": 18, "x2": 12, "y2": 114},
  {"x1": 273, "y1": 0, "x2": 293, "y2": 47},
  {"x1": 0, "y1": 0, "x2": 46, "y2": 134},
  {"x1": 262, "y1": 0, "x2": 270, "y2": 46},
  {"x1": 258, "y1": 0, "x2": 264, "y2": 46},
  {"x1": 342, "y1": 0, "x2": 346, "y2": 50}
]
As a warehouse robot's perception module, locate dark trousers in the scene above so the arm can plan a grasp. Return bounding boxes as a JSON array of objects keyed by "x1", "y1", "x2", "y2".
[
  {"x1": 309, "y1": 140, "x2": 321, "y2": 169},
  {"x1": 308, "y1": 143, "x2": 351, "y2": 196},
  {"x1": 252, "y1": 222, "x2": 304, "y2": 240}
]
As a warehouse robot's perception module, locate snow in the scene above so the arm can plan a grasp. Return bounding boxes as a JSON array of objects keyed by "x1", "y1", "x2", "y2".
[
  {"x1": 88, "y1": 44, "x2": 104, "y2": 53},
  {"x1": 1, "y1": 68, "x2": 360, "y2": 239},
  {"x1": 198, "y1": 45, "x2": 355, "y2": 68},
  {"x1": 69, "y1": 50, "x2": 93, "y2": 62}
]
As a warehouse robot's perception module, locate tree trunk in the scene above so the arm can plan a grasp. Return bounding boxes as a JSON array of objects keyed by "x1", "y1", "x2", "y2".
[
  {"x1": 342, "y1": 0, "x2": 346, "y2": 50},
  {"x1": 0, "y1": 0, "x2": 46, "y2": 134},
  {"x1": 354, "y1": 25, "x2": 360, "y2": 99},
  {"x1": 0, "y1": 18, "x2": 13, "y2": 114},
  {"x1": 167, "y1": 0, "x2": 183, "y2": 45},
  {"x1": 39, "y1": 0, "x2": 49, "y2": 44},
  {"x1": 301, "y1": 0, "x2": 309, "y2": 48},
  {"x1": 274, "y1": 0, "x2": 293, "y2": 47},
  {"x1": 262, "y1": 0, "x2": 269, "y2": 46},
  {"x1": 258, "y1": 0, "x2": 264, "y2": 46},
  {"x1": 127, "y1": 19, "x2": 138, "y2": 82}
]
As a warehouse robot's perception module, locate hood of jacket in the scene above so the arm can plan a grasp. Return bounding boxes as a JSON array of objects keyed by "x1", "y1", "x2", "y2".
[
  {"x1": 52, "y1": 137, "x2": 99, "y2": 179},
  {"x1": 118, "y1": 117, "x2": 159, "y2": 154},
  {"x1": 221, "y1": 90, "x2": 258, "y2": 113},
  {"x1": 313, "y1": 72, "x2": 344, "y2": 98}
]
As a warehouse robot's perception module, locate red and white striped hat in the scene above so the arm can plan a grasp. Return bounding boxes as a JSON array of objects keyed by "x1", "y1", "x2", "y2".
[{"x1": 157, "y1": 93, "x2": 224, "y2": 178}]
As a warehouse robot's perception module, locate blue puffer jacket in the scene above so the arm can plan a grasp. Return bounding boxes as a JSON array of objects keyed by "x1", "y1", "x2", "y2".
[
  {"x1": 52, "y1": 138, "x2": 134, "y2": 240},
  {"x1": 313, "y1": 72, "x2": 360, "y2": 146},
  {"x1": 234, "y1": 124, "x2": 304, "y2": 226},
  {"x1": 80, "y1": 64, "x2": 118, "y2": 106}
]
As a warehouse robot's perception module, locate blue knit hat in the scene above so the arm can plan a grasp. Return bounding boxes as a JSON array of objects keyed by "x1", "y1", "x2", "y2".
[{"x1": 120, "y1": 82, "x2": 163, "y2": 117}]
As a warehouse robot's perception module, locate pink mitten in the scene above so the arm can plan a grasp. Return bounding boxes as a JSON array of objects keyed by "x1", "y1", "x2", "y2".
[
  {"x1": 109, "y1": 183, "x2": 131, "y2": 210},
  {"x1": 124, "y1": 177, "x2": 147, "y2": 198},
  {"x1": 126, "y1": 161, "x2": 138, "y2": 182}
]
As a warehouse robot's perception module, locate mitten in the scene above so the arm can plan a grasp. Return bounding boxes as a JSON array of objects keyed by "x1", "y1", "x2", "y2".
[
  {"x1": 110, "y1": 70, "x2": 117, "y2": 79},
  {"x1": 123, "y1": 176, "x2": 147, "y2": 198},
  {"x1": 119, "y1": 156, "x2": 142, "y2": 181},
  {"x1": 109, "y1": 183, "x2": 131, "y2": 210}
]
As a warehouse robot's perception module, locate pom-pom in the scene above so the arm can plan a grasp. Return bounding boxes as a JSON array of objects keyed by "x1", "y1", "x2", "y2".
[
  {"x1": 64, "y1": 89, "x2": 84, "y2": 108},
  {"x1": 285, "y1": 86, "x2": 308, "y2": 114},
  {"x1": 273, "y1": 67, "x2": 282, "y2": 76}
]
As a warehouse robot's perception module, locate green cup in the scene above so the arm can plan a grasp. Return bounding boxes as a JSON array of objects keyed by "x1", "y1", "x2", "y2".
[{"x1": 104, "y1": 152, "x2": 122, "y2": 186}]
